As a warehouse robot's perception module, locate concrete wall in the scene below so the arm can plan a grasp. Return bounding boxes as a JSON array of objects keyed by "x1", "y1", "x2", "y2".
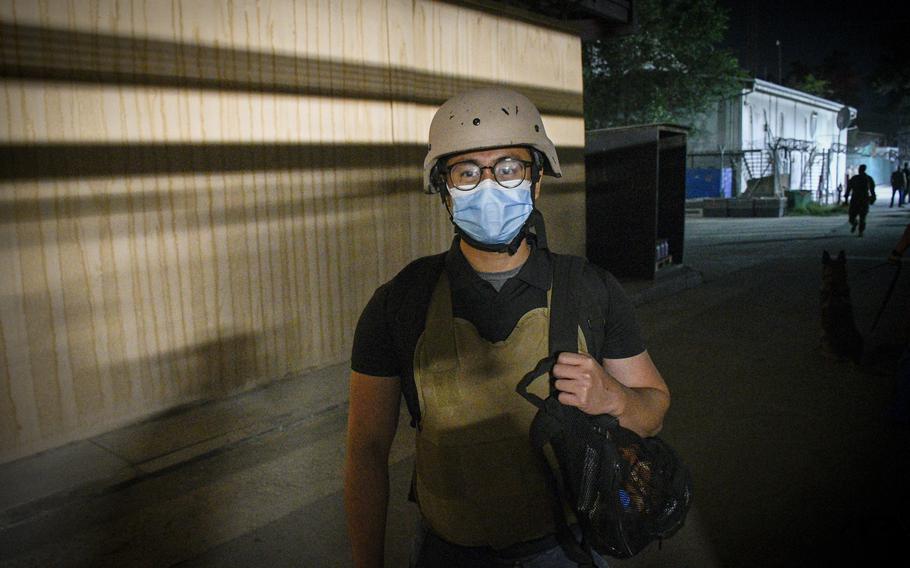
[
  {"x1": 0, "y1": 0, "x2": 585, "y2": 464},
  {"x1": 687, "y1": 98, "x2": 740, "y2": 156}
]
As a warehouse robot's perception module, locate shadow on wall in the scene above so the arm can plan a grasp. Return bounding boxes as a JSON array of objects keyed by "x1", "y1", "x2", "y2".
[
  {"x1": 0, "y1": 142, "x2": 429, "y2": 248},
  {"x1": 0, "y1": 331, "x2": 264, "y2": 565},
  {"x1": 0, "y1": 21, "x2": 583, "y2": 117},
  {"x1": 0, "y1": 142, "x2": 425, "y2": 181},
  {"x1": 104, "y1": 331, "x2": 264, "y2": 403},
  {"x1": 0, "y1": 17, "x2": 589, "y2": 466},
  {"x1": 0, "y1": 142, "x2": 586, "y2": 231},
  {"x1": 83, "y1": 331, "x2": 257, "y2": 566},
  {"x1": 0, "y1": 18, "x2": 587, "y2": 233}
]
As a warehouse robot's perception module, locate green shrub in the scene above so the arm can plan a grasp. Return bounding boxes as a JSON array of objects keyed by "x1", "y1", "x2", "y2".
[{"x1": 787, "y1": 202, "x2": 847, "y2": 216}]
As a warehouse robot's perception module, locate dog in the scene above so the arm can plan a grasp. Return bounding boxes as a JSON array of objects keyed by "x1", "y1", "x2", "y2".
[{"x1": 820, "y1": 250, "x2": 864, "y2": 363}]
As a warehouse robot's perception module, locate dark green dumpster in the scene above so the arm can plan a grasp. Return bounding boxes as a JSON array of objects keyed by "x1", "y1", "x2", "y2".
[{"x1": 786, "y1": 190, "x2": 812, "y2": 209}]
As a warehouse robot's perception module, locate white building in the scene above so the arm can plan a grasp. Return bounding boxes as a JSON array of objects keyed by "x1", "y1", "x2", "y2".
[{"x1": 688, "y1": 78, "x2": 855, "y2": 202}]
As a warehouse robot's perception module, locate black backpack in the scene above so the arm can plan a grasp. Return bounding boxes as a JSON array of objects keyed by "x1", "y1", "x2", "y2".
[{"x1": 516, "y1": 255, "x2": 693, "y2": 563}]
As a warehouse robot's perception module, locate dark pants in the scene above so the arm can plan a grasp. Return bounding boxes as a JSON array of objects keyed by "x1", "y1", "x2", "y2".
[
  {"x1": 849, "y1": 199, "x2": 869, "y2": 234},
  {"x1": 890, "y1": 187, "x2": 905, "y2": 207},
  {"x1": 410, "y1": 520, "x2": 610, "y2": 568}
]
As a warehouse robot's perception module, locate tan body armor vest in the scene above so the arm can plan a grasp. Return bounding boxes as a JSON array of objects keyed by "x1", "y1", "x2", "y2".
[{"x1": 413, "y1": 273, "x2": 585, "y2": 549}]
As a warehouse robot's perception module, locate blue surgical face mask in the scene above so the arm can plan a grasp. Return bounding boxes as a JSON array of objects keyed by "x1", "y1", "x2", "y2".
[{"x1": 448, "y1": 178, "x2": 534, "y2": 245}]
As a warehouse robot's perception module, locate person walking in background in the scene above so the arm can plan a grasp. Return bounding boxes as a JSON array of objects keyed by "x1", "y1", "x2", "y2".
[
  {"x1": 845, "y1": 164, "x2": 876, "y2": 237},
  {"x1": 902, "y1": 162, "x2": 910, "y2": 206},
  {"x1": 890, "y1": 164, "x2": 906, "y2": 208}
]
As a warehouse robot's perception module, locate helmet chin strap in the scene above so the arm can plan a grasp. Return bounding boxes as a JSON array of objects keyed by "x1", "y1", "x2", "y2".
[
  {"x1": 440, "y1": 155, "x2": 548, "y2": 255},
  {"x1": 454, "y1": 222, "x2": 530, "y2": 255}
]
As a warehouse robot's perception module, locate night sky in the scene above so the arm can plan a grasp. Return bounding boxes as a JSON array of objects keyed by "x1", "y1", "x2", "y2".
[{"x1": 715, "y1": 0, "x2": 909, "y2": 133}]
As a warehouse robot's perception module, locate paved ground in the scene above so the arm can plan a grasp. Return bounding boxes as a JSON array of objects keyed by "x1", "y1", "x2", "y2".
[{"x1": 1, "y1": 199, "x2": 908, "y2": 568}]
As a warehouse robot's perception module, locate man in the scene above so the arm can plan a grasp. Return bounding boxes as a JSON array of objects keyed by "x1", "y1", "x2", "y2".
[
  {"x1": 889, "y1": 165, "x2": 906, "y2": 208},
  {"x1": 902, "y1": 162, "x2": 910, "y2": 207},
  {"x1": 845, "y1": 164, "x2": 876, "y2": 237},
  {"x1": 344, "y1": 87, "x2": 669, "y2": 568}
]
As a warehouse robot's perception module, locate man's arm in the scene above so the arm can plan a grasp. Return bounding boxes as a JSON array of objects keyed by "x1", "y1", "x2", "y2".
[
  {"x1": 897, "y1": 223, "x2": 910, "y2": 254},
  {"x1": 344, "y1": 372, "x2": 401, "y2": 568},
  {"x1": 553, "y1": 350, "x2": 669, "y2": 437},
  {"x1": 889, "y1": 223, "x2": 910, "y2": 263}
]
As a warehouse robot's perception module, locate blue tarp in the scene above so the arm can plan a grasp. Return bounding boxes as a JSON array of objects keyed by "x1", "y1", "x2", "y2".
[{"x1": 686, "y1": 168, "x2": 732, "y2": 198}]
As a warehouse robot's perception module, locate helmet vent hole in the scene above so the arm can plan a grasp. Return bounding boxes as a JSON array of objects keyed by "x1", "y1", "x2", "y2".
[
  {"x1": 501, "y1": 108, "x2": 509, "y2": 115},
  {"x1": 472, "y1": 118, "x2": 481, "y2": 126},
  {"x1": 534, "y1": 124, "x2": 540, "y2": 132}
]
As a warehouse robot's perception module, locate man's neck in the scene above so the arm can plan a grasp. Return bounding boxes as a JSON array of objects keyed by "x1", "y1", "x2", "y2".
[{"x1": 459, "y1": 238, "x2": 530, "y2": 273}]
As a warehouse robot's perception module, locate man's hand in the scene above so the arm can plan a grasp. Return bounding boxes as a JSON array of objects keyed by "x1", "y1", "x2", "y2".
[{"x1": 552, "y1": 351, "x2": 629, "y2": 417}]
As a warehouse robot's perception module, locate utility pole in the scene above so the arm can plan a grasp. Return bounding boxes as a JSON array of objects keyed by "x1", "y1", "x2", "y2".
[{"x1": 776, "y1": 40, "x2": 782, "y2": 84}]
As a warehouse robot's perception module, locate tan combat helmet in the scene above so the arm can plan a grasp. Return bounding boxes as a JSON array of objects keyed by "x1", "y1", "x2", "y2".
[{"x1": 424, "y1": 87, "x2": 562, "y2": 194}]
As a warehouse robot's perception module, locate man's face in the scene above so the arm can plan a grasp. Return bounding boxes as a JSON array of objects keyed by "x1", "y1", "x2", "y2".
[{"x1": 443, "y1": 146, "x2": 539, "y2": 200}]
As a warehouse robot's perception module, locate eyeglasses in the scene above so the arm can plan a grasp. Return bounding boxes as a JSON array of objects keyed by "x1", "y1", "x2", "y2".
[{"x1": 445, "y1": 157, "x2": 533, "y2": 191}]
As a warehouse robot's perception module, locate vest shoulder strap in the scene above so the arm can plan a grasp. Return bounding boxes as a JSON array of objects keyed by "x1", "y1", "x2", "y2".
[{"x1": 390, "y1": 252, "x2": 447, "y2": 427}]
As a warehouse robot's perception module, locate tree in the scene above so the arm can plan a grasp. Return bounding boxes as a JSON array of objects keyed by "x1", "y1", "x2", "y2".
[
  {"x1": 818, "y1": 50, "x2": 862, "y2": 108},
  {"x1": 870, "y1": 32, "x2": 910, "y2": 132},
  {"x1": 784, "y1": 61, "x2": 831, "y2": 98},
  {"x1": 583, "y1": 0, "x2": 745, "y2": 129},
  {"x1": 791, "y1": 73, "x2": 832, "y2": 98}
]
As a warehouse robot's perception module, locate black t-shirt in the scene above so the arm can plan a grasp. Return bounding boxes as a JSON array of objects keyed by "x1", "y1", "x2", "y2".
[
  {"x1": 352, "y1": 239, "x2": 646, "y2": 394},
  {"x1": 847, "y1": 173, "x2": 876, "y2": 202}
]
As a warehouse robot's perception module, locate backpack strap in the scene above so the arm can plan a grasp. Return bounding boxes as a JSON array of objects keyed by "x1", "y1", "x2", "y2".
[
  {"x1": 546, "y1": 254, "x2": 598, "y2": 567},
  {"x1": 515, "y1": 253, "x2": 586, "y2": 407},
  {"x1": 550, "y1": 255, "x2": 583, "y2": 353}
]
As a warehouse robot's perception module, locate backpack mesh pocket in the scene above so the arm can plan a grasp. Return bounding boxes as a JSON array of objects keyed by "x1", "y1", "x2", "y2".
[{"x1": 542, "y1": 405, "x2": 692, "y2": 559}]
